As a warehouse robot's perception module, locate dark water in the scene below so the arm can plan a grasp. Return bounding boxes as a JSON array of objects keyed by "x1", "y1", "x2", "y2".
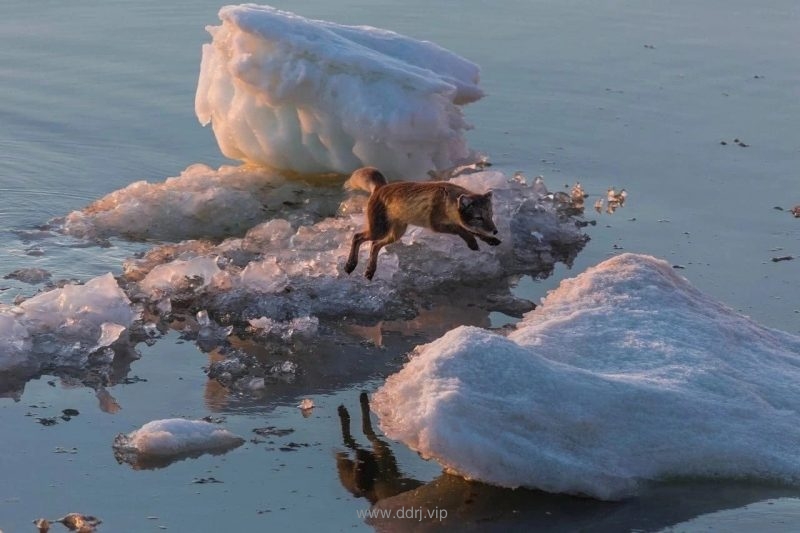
[{"x1": 1, "y1": 1, "x2": 798, "y2": 531}]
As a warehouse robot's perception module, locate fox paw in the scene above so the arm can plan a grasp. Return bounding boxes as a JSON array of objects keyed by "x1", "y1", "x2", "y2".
[{"x1": 485, "y1": 237, "x2": 502, "y2": 246}]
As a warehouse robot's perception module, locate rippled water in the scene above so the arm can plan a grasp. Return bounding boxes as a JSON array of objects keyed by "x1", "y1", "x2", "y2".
[{"x1": 1, "y1": 1, "x2": 798, "y2": 531}]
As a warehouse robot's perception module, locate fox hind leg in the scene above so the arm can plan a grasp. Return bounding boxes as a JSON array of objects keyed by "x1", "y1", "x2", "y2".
[
  {"x1": 364, "y1": 236, "x2": 394, "y2": 280},
  {"x1": 345, "y1": 231, "x2": 369, "y2": 274},
  {"x1": 364, "y1": 222, "x2": 406, "y2": 280}
]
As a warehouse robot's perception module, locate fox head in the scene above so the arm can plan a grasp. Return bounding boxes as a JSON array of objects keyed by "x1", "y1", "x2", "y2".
[{"x1": 458, "y1": 192, "x2": 498, "y2": 236}]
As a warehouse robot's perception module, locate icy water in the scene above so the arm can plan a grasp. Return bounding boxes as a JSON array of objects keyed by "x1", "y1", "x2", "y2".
[{"x1": 1, "y1": 0, "x2": 799, "y2": 531}]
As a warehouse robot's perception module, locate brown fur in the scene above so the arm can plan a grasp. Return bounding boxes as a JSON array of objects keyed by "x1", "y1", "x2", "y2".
[{"x1": 344, "y1": 167, "x2": 501, "y2": 280}]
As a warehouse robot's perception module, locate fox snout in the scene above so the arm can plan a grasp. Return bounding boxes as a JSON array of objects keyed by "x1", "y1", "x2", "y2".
[{"x1": 482, "y1": 223, "x2": 499, "y2": 236}]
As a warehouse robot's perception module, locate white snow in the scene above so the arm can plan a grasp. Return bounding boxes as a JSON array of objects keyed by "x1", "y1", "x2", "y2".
[
  {"x1": 196, "y1": 4, "x2": 483, "y2": 178},
  {"x1": 113, "y1": 418, "x2": 244, "y2": 460},
  {"x1": 371, "y1": 253, "x2": 800, "y2": 500},
  {"x1": 122, "y1": 170, "x2": 587, "y2": 322}
]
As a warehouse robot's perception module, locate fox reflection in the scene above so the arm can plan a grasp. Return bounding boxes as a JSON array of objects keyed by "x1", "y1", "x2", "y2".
[{"x1": 336, "y1": 392, "x2": 422, "y2": 503}]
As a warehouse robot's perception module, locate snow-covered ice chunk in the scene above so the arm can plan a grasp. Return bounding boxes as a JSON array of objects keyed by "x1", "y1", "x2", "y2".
[
  {"x1": 123, "y1": 171, "x2": 588, "y2": 324},
  {"x1": 196, "y1": 5, "x2": 483, "y2": 178},
  {"x1": 113, "y1": 418, "x2": 244, "y2": 469},
  {"x1": 371, "y1": 254, "x2": 800, "y2": 500}
]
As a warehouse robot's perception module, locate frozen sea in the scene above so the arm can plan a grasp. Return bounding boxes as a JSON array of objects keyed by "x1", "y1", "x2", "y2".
[{"x1": 1, "y1": 1, "x2": 798, "y2": 531}]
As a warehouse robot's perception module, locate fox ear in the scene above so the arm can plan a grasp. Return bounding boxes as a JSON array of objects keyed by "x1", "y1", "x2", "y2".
[{"x1": 458, "y1": 194, "x2": 473, "y2": 209}]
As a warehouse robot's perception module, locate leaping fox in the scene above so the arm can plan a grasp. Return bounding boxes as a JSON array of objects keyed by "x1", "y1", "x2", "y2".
[{"x1": 343, "y1": 167, "x2": 501, "y2": 280}]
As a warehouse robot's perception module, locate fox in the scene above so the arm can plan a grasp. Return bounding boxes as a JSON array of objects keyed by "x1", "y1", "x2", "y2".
[{"x1": 343, "y1": 166, "x2": 501, "y2": 280}]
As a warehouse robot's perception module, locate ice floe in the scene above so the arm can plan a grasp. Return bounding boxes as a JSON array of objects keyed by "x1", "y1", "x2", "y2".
[
  {"x1": 371, "y1": 253, "x2": 800, "y2": 500},
  {"x1": 3, "y1": 167, "x2": 587, "y2": 397},
  {"x1": 196, "y1": 5, "x2": 483, "y2": 178},
  {"x1": 113, "y1": 418, "x2": 244, "y2": 469},
  {"x1": 0, "y1": 273, "x2": 137, "y2": 395},
  {"x1": 120, "y1": 170, "x2": 588, "y2": 325}
]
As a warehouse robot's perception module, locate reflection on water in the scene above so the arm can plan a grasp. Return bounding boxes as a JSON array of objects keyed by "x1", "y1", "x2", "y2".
[
  {"x1": 112, "y1": 440, "x2": 240, "y2": 471},
  {"x1": 334, "y1": 393, "x2": 800, "y2": 532},
  {"x1": 367, "y1": 475, "x2": 800, "y2": 532},
  {"x1": 337, "y1": 392, "x2": 423, "y2": 504},
  {"x1": 0, "y1": 341, "x2": 140, "y2": 402}
]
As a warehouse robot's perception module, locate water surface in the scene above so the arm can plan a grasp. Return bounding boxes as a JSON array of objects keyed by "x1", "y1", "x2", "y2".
[{"x1": 1, "y1": 1, "x2": 798, "y2": 531}]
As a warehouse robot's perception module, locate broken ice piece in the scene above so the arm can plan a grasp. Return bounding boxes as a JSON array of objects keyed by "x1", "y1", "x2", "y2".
[
  {"x1": 267, "y1": 360, "x2": 298, "y2": 376},
  {"x1": 90, "y1": 322, "x2": 126, "y2": 353},
  {"x1": 196, "y1": 310, "x2": 211, "y2": 327},
  {"x1": 298, "y1": 398, "x2": 315, "y2": 410},
  {"x1": 56, "y1": 513, "x2": 102, "y2": 531}
]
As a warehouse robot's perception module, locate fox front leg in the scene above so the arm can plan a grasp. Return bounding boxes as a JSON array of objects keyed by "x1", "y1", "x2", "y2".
[
  {"x1": 432, "y1": 221, "x2": 480, "y2": 251},
  {"x1": 478, "y1": 234, "x2": 502, "y2": 246}
]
